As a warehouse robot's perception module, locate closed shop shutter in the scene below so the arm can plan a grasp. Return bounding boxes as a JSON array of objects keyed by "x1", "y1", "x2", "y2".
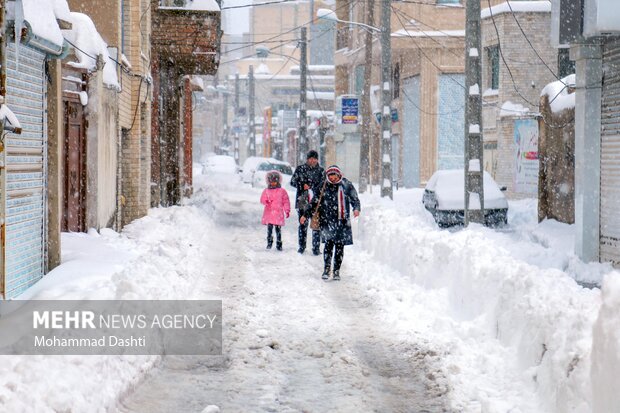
[
  {"x1": 1, "y1": 43, "x2": 47, "y2": 299},
  {"x1": 402, "y1": 76, "x2": 420, "y2": 188},
  {"x1": 600, "y1": 40, "x2": 620, "y2": 266}
]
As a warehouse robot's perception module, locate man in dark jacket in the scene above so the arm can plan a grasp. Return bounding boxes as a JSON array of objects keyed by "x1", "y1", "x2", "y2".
[
  {"x1": 300, "y1": 165, "x2": 360, "y2": 280},
  {"x1": 290, "y1": 150, "x2": 324, "y2": 254}
]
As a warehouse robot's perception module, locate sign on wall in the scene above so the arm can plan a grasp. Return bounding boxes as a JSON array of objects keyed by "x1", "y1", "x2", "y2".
[
  {"x1": 341, "y1": 97, "x2": 359, "y2": 124},
  {"x1": 514, "y1": 119, "x2": 539, "y2": 194}
]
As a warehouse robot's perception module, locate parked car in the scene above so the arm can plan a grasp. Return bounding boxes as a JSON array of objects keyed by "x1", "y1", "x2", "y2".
[
  {"x1": 252, "y1": 160, "x2": 294, "y2": 188},
  {"x1": 202, "y1": 155, "x2": 239, "y2": 175},
  {"x1": 422, "y1": 169, "x2": 508, "y2": 228},
  {"x1": 241, "y1": 156, "x2": 271, "y2": 184}
]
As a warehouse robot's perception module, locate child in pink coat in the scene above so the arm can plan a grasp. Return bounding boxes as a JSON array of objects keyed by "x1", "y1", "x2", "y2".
[{"x1": 260, "y1": 171, "x2": 291, "y2": 250}]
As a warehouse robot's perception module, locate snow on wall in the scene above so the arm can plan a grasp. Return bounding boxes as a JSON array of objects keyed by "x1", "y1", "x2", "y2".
[
  {"x1": 357, "y1": 202, "x2": 608, "y2": 412},
  {"x1": 481, "y1": 1, "x2": 551, "y2": 19},
  {"x1": 62, "y1": 12, "x2": 119, "y2": 88},
  {"x1": 541, "y1": 74, "x2": 576, "y2": 114},
  {"x1": 159, "y1": 0, "x2": 220, "y2": 12}
]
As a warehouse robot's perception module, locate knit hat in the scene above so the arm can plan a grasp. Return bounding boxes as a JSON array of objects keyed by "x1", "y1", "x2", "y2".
[
  {"x1": 306, "y1": 150, "x2": 319, "y2": 160},
  {"x1": 325, "y1": 165, "x2": 343, "y2": 183}
]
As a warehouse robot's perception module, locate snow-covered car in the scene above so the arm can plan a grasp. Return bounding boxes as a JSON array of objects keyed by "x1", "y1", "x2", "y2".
[
  {"x1": 252, "y1": 160, "x2": 294, "y2": 188},
  {"x1": 241, "y1": 156, "x2": 272, "y2": 184},
  {"x1": 202, "y1": 155, "x2": 239, "y2": 175},
  {"x1": 422, "y1": 169, "x2": 508, "y2": 228}
]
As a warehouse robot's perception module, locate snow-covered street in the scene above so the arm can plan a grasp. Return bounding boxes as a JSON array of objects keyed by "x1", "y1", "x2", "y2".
[
  {"x1": 1, "y1": 169, "x2": 619, "y2": 413},
  {"x1": 118, "y1": 177, "x2": 450, "y2": 412}
]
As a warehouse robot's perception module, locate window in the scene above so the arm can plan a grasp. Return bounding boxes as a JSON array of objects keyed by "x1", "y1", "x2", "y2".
[
  {"x1": 558, "y1": 48, "x2": 575, "y2": 78},
  {"x1": 393, "y1": 63, "x2": 400, "y2": 99},
  {"x1": 354, "y1": 65, "x2": 365, "y2": 96},
  {"x1": 487, "y1": 45, "x2": 500, "y2": 90},
  {"x1": 437, "y1": 0, "x2": 460, "y2": 4}
]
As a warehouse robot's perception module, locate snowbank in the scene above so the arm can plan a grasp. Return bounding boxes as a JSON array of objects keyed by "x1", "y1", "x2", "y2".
[
  {"x1": 62, "y1": 12, "x2": 120, "y2": 88},
  {"x1": 541, "y1": 74, "x2": 576, "y2": 114},
  {"x1": 356, "y1": 190, "x2": 615, "y2": 412},
  {"x1": 591, "y1": 275, "x2": 620, "y2": 413}
]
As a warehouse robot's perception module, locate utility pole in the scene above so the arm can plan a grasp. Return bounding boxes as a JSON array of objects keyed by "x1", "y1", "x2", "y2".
[
  {"x1": 464, "y1": 0, "x2": 484, "y2": 224},
  {"x1": 380, "y1": 0, "x2": 393, "y2": 199},
  {"x1": 234, "y1": 73, "x2": 240, "y2": 163},
  {"x1": 359, "y1": 0, "x2": 375, "y2": 193},
  {"x1": 298, "y1": 26, "x2": 308, "y2": 163},
  {"x1": 249, "y1": 65, "x2": 256, "y2": 157}
]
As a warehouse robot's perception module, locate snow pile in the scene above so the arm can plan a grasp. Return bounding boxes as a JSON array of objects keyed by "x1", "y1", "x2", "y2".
[
  {"x1": 0, "y1": 104, "x2": 21, "y2": 130},
  {"x1": 255, "y1": 63, "x2": 271, "y2": 75},
  {"x1": 0, "y1": 202, "x2": 220, "y2": 412},
  {"x1": 541, "y1": 74, "x2": 576, "y2": 114},
  {"x1": 591, "y1": 275, "x2": 620, "y2": 413},
  {"x1": 62, "y1": 12, "x2": 120, "y2": 88},
  {"x1": 500, "y1": 101, "x2": 530, "y2": 117},
  {"x1": 356, "y1": 190, "x2": 617, "y2": 412}
]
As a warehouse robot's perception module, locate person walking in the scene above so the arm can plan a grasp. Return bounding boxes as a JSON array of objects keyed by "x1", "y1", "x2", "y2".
[
  {"x1": 300, "y1": 165, "x2": 360, "y2": 281},
  {"x1": 290, "y1": 150, "x2": 324, "y2": 255},
  {"x1": 260, "y1": 171, "x2": 291, "y2": 251}
]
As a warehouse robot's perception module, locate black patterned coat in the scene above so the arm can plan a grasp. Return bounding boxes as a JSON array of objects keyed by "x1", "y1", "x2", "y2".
[{"x1": 305, "y1": 178, "x2": 361, "y2": 245}]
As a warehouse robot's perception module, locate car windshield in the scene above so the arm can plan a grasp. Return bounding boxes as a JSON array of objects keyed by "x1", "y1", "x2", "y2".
[{"x1": 257, "y1": 163, "x2": 292, "y2": 175}]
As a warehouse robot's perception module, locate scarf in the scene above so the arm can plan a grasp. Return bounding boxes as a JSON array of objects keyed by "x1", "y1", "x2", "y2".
[{"x1": 337, "y1": 185, "x2": 345, "y2": 220}]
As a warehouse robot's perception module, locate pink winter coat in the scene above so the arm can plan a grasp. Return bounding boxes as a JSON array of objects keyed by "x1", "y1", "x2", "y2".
[{"x1": 260, "y1": 187, "x2": 291, "y2": 226}]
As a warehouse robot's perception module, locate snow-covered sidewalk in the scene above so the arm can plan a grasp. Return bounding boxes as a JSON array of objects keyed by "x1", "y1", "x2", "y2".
[{"x1": 1, "y1": 170, "x2": 619, "y2": 413}]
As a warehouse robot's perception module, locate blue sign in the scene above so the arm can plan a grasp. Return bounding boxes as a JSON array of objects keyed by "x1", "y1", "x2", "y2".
[{"x1": 341, "y1": 97, "x2": 359, "y2": 124}]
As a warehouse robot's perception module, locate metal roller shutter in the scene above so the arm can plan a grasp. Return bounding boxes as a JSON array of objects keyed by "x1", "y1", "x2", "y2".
[
  {"x1": 1, "y1": 42, "x2": 47, "y2": 299},
  {"x1": 600, "y1": 40, "x2": 620, "y2": 267}
]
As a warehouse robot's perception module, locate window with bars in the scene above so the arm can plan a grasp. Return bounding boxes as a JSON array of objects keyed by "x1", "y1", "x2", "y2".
[{"x1": 487, "y1": 45, "x2": 499, "y2": 90}]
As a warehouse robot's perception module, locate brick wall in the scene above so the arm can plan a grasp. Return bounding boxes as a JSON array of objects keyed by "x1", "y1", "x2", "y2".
[{"x1": 481, "y1": 11, "x2": 557, "y2": 199}]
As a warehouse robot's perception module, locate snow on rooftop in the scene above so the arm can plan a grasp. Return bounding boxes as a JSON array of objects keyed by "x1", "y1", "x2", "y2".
[
  {"x1": 541, "y1": 74, "x2": 576, "y2": 114},
  {"x1": 255, "y1": 63, "x2": 271, "y2": 75},
  {"x1": 500, "y1": 101, "x2": 530, "y2": 117},
  {"x1": 159, "y1": 0, "x2": 220, "y2": 12},
  {"x1": 190, "y1": 76, "x2": 205, "y2": 91},
  {"x1": 22, "y1": 0, "x2": 65, "y2": 47},
  {"x1": 481, "y1": 1, "x2": 551, "y2": 19},
  {"x1": 62, "y1": 12, "x2": 119, "y2": 88},
  {"x1": 392, "y1": 29, "x2": 465, "y2": 38}
]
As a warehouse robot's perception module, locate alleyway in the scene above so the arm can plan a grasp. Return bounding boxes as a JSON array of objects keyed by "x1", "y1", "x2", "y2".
[{"x1": 117, "y1": 175, "x2": 451, "y2": 412}]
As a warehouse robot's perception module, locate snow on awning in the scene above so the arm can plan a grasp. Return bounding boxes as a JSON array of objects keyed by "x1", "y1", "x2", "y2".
[
  {"x1": 62, "y1": 12, "x2": 119, "y2": 88},
  {"x1": 481, "y1": 1, "x2": 551, "y2": 19},
  {"x1": 20, "y1": 0, "x2": 71, "y2": 49},
  {"x1": 159, "y1": 0, "x2": 220, "y2": 12}
]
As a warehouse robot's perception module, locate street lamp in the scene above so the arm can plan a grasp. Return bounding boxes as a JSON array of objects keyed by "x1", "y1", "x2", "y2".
[{"x1": 317, "y1": 5, "x2": 392, "y2": 198}]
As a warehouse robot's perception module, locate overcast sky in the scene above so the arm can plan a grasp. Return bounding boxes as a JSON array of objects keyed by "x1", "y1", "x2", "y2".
[{"x1": 222, "y1": 0, "x2": 251, "y2": 35}]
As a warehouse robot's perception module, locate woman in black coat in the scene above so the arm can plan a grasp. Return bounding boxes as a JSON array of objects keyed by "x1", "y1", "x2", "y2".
[{"x1": 300, "y1": 165, "x2": 361, "y2": 280}]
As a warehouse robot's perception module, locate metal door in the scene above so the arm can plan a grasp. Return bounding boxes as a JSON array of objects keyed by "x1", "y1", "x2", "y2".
[
  {"x1": 402, "y1": 76, "x2": 420, "y2": 188},
  {"x1": 600, "y1": 40, "x2": 620, "y2": 266},
  {"x1": 1, "y1": 43, "x2": 47, "y2": 299},
  {"x1": 62, "y1": 97, "x2": 86, "y2": 232}
]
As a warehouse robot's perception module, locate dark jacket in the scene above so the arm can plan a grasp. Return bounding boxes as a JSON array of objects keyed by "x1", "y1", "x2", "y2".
[
  {"x1": 305, "y1": 177, "x2": 361, "y2": 245},
  {"x1": 290, "y1": 163, "x2": 325, "y2": 209}
]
